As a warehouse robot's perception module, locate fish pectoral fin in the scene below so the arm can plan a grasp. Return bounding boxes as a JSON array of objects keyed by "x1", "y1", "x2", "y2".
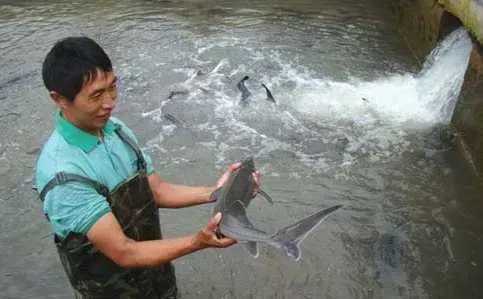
[
  {"x1": 258, "y1": 189, "x2": 274, "y2": 204},
  {"x1": 241, "y1": 241, "x2": 259, "y2": 258}
]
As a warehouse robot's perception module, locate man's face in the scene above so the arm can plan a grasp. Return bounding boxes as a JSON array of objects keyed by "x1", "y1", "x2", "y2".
[{"x1": 56, "y1": 70, "x2": 117, "y2": 134}]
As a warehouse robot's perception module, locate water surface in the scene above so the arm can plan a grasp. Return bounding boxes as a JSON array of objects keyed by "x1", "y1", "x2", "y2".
[{"x1": 1, "y1": 1, "x2": 482, "y2": 298}]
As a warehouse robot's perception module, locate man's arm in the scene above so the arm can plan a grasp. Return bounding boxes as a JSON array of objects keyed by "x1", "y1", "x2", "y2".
[
  {"x1": 148, "y1": 162, "x2": 245, "y2": 208},
  {"x1": 87, "y1": 211, "x2": 234, "y2": 268},
  {"x1": 148, "y1": 173, "x2": 215, "y2": 208}
]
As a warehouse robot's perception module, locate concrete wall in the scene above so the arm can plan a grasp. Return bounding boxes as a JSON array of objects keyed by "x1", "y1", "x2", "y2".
[
  {"x1": 439, "y1": 0, "x2": 483, "y2": 44},
  {"x1": 390, "y1": 0, "x2": 445, "y2": 63},
  {"x1": 390, "y1": 0, "x2": 483, "y2": 178},
  {"x1": 452, "y1": 38, "x2": 483, "y2": 176}
]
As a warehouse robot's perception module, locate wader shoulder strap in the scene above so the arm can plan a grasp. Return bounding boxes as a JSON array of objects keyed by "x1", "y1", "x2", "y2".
[
  {"x1": 39, "y1": 171, "x2": 109, "y2": 202},
  {"x1": 114, "y1": 125, "x2": 147, "y2": 172}
]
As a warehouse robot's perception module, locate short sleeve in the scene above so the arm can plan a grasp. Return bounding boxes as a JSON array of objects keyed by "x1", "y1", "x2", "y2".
[{"x1": 43, "y1": 182, "x2": 112, "y2": 239}]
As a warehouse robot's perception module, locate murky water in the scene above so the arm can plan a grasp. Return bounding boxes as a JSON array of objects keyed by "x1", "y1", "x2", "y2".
[{"x1": 1, "y1": 1, "x2": 483, "y2": 298}]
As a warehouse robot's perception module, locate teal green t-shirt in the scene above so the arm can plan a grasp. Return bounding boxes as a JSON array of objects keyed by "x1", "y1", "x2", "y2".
[{"x1": 35, "y1": 110, "x2": 155, "y2": 239}]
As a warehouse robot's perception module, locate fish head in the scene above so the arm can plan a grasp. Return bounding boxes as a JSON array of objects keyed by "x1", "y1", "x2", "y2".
[{"x1": 211, "y1": 157, "x2": 257, "y2": 214}]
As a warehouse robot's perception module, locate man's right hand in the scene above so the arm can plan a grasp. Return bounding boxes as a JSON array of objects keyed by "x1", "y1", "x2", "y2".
[
  {"x1": 191, "y1": 212, "x2": 237, "y2": 250},
  {"x1": 87, "y1": 211, "x2": 237, "y2": 268}
]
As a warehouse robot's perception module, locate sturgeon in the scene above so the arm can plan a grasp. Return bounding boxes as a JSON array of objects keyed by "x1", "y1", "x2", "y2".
[
  {"x1": 209, "y1": 157, "x2": 342, "y2": 261},
  {"x1": 237, "y1": 76, "x2": 276, "y2": 105}
]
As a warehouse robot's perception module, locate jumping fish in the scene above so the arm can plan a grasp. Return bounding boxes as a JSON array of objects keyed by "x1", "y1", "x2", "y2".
[
  {"x1": 261, "y1": 83, "x2": 276, "y2": 103},
  {"x1": 237, "y1": 76, "x2": 252, "y2": 105},
  {"x1": 237, "y1": 76, "x2": 276, "y2": 105}
]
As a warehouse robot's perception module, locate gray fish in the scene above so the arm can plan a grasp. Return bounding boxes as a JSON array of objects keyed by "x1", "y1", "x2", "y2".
[
  {"x1": 209, "y1": 157, "x2": 342, "y2": 261},
  {"x1": 261, "y1": 83, "x2": 276, "y2": 103},
  {"x1": 237, "y1": 76, "x2": 276, "y2": 105},
  {"x1": 167, "y1": 90, "x2": 189, "y2": 100},
  {"x1": 163, "y1": 113, "x2": 183, "y2": 126},
  {"x1": 373, "y1": 230, "x2": 412, "y2": 297},
  {"x1": 237, "y1": 76, "x2": 251, "y2": 105}
]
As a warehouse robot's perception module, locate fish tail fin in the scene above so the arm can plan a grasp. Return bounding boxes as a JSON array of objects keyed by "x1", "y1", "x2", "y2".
[{"x1": 271, "y1": 204, "x2": 343, "y2": 261}]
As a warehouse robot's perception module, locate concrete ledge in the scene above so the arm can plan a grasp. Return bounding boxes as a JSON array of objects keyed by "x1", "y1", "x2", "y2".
[{"x1": 438, "y1": 0, "x2": 483, "y2": 44}]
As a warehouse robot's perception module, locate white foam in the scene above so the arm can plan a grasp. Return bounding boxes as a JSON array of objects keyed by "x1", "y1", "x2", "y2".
[
  {"x1": 292, "y1": 27, "x2": 472, "y2": 127},
  {"x1": 141, "y1": 27, "x2": 472, "y2": 171}
]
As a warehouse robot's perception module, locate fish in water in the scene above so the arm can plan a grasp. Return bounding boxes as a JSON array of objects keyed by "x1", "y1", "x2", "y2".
[
  {"x1": 167, "y1": 90, "x2": 189, "y2": 100},
  {"x1": 373, "y1": 230, "x2": 412, "y2": 297},
  {"x1": 261, "y1": 83, "x2": 276, "y2": 103},
  {"x1": 237, "y1": 76, "x2": 276, "y2": 105},
  {"x1": 209, "y1": 157, "x2": 343, "y2": 261},
  {"x1": 237, "y1": 76, "x2": 252, "y2": 105},
  {"x1": 163, "y1": 113, "x2": 183, "y2": 127}
]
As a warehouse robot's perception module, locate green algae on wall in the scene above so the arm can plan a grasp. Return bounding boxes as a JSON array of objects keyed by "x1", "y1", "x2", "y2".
[{"x1": 438, "y1": 0, "x2": 483, "y2": 45}]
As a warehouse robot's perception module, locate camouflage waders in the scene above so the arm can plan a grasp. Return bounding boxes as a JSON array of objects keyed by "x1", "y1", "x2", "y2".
[{"x1": 38, "y1": 125, "x2": 177, "y2": 299}]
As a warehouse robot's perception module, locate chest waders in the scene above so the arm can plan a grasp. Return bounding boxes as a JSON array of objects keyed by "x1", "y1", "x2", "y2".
[{"x1": 38, "y1": 126, "x2": 177, "y2": 299}]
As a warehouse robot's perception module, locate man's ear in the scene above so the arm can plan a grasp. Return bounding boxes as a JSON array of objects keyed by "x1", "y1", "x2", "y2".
[{"x1": 49, "y1": 91, "x2": 70, "y2": 109}]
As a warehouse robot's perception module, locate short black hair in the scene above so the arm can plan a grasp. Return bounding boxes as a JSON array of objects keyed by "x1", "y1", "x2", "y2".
[{"x1": 42, "y1": 36, "x2": 113, "y2": 101}]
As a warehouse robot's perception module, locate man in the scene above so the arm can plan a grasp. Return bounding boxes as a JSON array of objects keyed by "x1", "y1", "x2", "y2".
[{"x1": 35, "y1": 36, "x2": 260, "y2": 299}]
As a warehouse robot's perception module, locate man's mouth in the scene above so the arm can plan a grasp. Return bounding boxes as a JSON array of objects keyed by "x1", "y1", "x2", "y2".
[{"x1": 98, "y1": 114, "x2": 110, "y2": 120}]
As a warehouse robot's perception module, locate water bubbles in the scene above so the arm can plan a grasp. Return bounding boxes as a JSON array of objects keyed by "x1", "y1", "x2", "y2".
[{"x1": 139, "y1": 24, "x2": 471, "y2": 178}]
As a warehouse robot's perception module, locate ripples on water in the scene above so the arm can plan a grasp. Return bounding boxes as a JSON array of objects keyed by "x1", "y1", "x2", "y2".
[{"x1": 1, "y1": 1, "x2": 483, "y2": 298}]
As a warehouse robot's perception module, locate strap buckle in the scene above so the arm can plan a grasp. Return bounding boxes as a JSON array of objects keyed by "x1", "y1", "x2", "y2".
[
  {"x1": 55, "y1": 172, "x2": 67, "y2": 185},
  {"x1": 99, "y1": 184, "x2": 110, "y2": 197}
]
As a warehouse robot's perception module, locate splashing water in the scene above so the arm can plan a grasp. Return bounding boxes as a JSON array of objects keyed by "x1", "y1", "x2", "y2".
[
  {"x1": 139, "y1": 27, "x2": 472, "y2": 173},
  {"x1": 293, "y1": 27, "x2": 472, "y2": 125},
  {"x1": 417, "y1": 27, "x2": 473, "y2": 123}
]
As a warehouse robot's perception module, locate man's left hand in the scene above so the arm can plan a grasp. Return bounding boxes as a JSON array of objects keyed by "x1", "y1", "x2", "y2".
[{"x1": 215, "y1": 161, "x2": 261, "y2": 197}]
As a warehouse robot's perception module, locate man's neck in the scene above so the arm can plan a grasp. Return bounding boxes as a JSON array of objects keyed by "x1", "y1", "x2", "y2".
[{"x1": 61, "y1": 110, "x2": 101, "y2": 137}]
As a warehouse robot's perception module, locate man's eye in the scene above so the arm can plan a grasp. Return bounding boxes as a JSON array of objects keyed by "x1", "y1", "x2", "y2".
[{"x1": 90, "y1": 93, "x2": 102, "y2": 100}]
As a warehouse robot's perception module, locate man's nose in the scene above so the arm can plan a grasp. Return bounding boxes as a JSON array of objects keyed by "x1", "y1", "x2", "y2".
[
  {"x1": 101, "y1": 101, "x2": 115, "y2": 109},
  {"x1": 101, "y1": 89, "x2": 117, "y2": 109}
]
